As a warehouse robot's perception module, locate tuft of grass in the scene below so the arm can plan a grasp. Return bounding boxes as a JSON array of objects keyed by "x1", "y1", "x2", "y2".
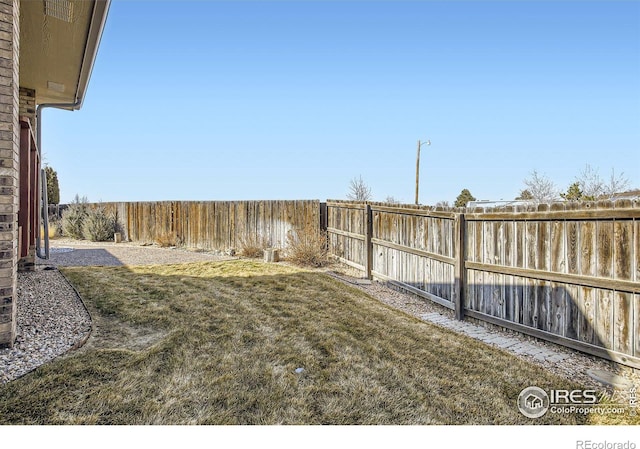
[
  {"x1": 285, "y1": 224, "x2": 329, "y2": 267},
  {"x1": 155, "y1": 233, "x2": 180, "y2": 248},
  {"x1": 0, "y1": 260, "x2": 633, "y2": 425},
  {"x1": 41, "y1": 217, "x2": 61, "y2": 240},
  {"x1": 238, "y1": 234, "x2": 269, "y2": 258}
]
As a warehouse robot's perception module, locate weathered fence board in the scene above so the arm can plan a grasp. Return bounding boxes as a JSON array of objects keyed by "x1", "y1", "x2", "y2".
[
  {"x1": 327, "y1": 201, "x2": 367, "y2": 269},
  {"x1": 581, "y1": 221, "x2": 596, "y2": 276},
  {"x1": 635, "y1": 293, "x2": 640, "y2": 358},
  {"x1": 615, "y1": 220, "x2": 633, "y2": 280}
]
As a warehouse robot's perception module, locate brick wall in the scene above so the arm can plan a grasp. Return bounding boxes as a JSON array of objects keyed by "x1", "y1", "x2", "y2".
[
  {"x1": 19, "y1": 87, "x2": 35, "y2": 131},
  {"x1": 0, "y1": 0, "x2": 19, "y2": 347}
]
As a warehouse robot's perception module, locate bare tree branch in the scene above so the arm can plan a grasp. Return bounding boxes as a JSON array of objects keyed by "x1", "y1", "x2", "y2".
[
  {"x1": 602, "y1": 168, "x2": 631, "y2": 198},
  {"x1": 347, "y1": 176, "x2": 372, "y2": 202},
  {"x1": 384, "y1": 196, "x2": 400, "y2": 204},
  {"x1": 574, "y1": 164, "x2": 631, "y2": 200},
  {"x1": 576, "y1": 164, "x2": 604, "y2": 200},
  {"x1": 522, "y1": 170, "x2": 558, "y2": 203}
]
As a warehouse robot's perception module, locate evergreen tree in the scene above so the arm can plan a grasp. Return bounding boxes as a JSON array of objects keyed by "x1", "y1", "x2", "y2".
[
  {"x1": 454, "y1": 189, "x2": 476, "y2": 207},
  {"x1": 515, "y1": 189, "x2": 534, "y2": 200},
  {"x1": 44, "y1": 165, "x2": 60, "y2": 204},
  {"x1": 560, "y1": 182, "x2": 585, "y2": 202}
]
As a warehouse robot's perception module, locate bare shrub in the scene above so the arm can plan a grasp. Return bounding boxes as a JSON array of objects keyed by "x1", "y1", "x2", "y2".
[
  {"x1": 82, "y1": 205, "x2": 116, "y2": 242},
  {"x1": 239, "y1": 234, "x2": 269, "y2": 258},
  {"x1": 156, "y1": 233, "x2": 179, "y2": 248},
  {"x1": 285, "y1": 224, "x2": 329, "y2": 267}
]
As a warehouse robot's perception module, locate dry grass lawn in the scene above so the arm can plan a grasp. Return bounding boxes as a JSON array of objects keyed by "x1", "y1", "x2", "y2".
[{"x1": 0, "y1": 260, "x2": 632, "y2": 424}]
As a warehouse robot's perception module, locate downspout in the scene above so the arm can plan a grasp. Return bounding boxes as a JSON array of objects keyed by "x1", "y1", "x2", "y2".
[
  {"x1": 34, "y1": 0, "x2": 111, "y2": 259},
  {"x1": 38, "y1": 165, "x2": 50, "y2": 259},
  {"x1": 35, "y1": 101, "x2": 82, "y2": 260}
]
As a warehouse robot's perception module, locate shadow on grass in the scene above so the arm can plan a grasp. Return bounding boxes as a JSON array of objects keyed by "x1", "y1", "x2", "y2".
[
  {"x1": 43, "y1": 248, "x2": 124, "y2": 267},
  {"x1": 0, "y1": 261, "x2": 607, "y2": 425},
  {"x1": 382, "y1": 276, "x2": 638, "y2": 414}
]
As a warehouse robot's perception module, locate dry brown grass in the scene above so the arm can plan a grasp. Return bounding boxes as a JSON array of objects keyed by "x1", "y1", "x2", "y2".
[{"x1": 0, "y1": 260, "x2": 632, "y2": 425}]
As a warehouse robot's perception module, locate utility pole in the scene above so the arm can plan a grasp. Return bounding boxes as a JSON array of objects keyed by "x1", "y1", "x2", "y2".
[{"x1": 415, "y1": 139, "x2": 430, "y2": 205}]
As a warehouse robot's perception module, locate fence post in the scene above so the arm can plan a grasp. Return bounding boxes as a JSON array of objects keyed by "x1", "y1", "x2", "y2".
[
  {"x1": 454, "y1": 213, "x2": 466, "y2": 320},
  {"x1": 364, "y1": 203, "x2": 373, "y2": 280},
  {"x1": 319, "y1": 202, "x2": 328, "y2": 251},
  {"x1": 319, "y1": 202, "x2": 328, "y2": 231}
]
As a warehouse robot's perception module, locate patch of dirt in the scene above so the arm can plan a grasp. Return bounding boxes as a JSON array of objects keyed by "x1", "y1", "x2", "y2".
[{"x1": 80, "y1": 315, "x2": 167, "y2": 352}]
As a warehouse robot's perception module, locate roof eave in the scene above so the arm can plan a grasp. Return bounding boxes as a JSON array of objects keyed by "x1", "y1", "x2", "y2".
[{"x1": 47, "y1": 0, "x2": 111, "y2": 111}]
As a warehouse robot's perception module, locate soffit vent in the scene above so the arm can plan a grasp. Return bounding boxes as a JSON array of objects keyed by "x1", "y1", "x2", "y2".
[
  {"x1": 44, "y1": 0, "x2": 73, "y2": 23},
  {"x1": 47, "y1": 81, "x2": 65, "y2": 93}
]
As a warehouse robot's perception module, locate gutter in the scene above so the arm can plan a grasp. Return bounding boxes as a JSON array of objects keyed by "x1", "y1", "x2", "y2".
[{"x1": 35, "y1": 0, "x2": 111, "y2": 259}]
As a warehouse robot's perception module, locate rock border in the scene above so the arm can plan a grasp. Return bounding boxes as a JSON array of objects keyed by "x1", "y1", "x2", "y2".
[{"x1": 0, "y1": 267, "x2": 92, "y2": 384}]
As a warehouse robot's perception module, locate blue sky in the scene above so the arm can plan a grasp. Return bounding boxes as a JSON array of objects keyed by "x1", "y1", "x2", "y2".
[{"x1": 41, "y1": 0, "x2": 640, "y2": 204}]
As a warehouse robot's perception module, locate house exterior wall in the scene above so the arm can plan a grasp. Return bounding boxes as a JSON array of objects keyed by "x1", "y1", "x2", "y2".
[{"x1": 0, "y1": 0, "x2": 19, "y2": 347}]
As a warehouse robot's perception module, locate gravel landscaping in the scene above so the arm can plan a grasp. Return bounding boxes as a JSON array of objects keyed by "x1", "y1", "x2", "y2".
[
  {"x1": 0, "y1": 268, "x2": 91, "y2": 384},
  {"x1": 40, "y1": 238, "x2": 233, "y2": 267}
]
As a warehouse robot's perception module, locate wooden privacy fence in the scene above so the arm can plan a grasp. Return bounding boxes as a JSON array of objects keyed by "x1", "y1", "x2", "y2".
[
  {"x1": 327, "y1": 199, "x2": 640, "y2": 369},
  {"x1": 91, "y1": 200, "x2": 320, "y2": 252}
]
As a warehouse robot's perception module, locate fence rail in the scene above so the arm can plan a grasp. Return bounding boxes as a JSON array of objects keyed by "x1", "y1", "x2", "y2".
[{"x1": 327, "y1": 199, "x2": 640, "y2": 369}]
